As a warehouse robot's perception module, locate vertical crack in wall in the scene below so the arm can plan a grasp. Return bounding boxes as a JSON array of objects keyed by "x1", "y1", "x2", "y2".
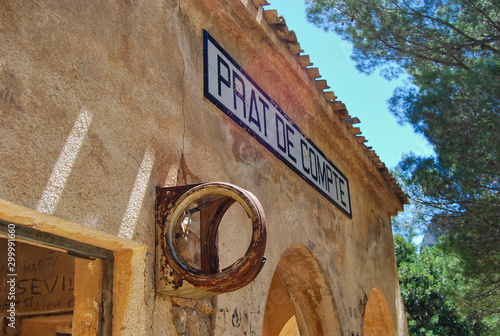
[
  {"x1": 175, "y1": 0, "x2": 189, "y2": 185},
  {"x1": 179, "y1": 60, "x2": 186, "y2": 180},
  {"x1": 149, "y1": 293, "x2": 158, "y2": 334},
  {"x1": 167, "y1": 5, "x2": 213, "y2": 335},
  {"x1": 180, "y1": 49, "x2": 186, "y2": 159}
]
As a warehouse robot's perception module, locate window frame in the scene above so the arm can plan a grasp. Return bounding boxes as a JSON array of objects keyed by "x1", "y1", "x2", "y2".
[{"x1": 0, "y1": 220, "x2": 114, "y2": 335}]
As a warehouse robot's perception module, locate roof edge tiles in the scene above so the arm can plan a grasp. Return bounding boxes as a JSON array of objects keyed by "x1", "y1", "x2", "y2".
[{"x1": 249, "y1": 0, "x2": 408, "y2": 207}]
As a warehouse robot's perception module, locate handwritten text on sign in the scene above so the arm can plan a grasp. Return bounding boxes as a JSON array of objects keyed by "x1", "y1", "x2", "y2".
[{"x1": 203, "y1": 31, "x2": 352, "y2": 217}]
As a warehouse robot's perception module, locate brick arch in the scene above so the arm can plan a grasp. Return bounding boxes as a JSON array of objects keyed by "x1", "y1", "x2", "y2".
[
  {"x1": 363, "y1": 287, "x2": 396, "y2": 336},
  {"x1": 263, "y1": 244, "x2": 343, "y2": 336}
]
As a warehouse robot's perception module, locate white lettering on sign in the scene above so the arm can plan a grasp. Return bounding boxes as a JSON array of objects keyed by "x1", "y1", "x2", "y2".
[{"x1": 203, "y1": 31, "x2": 352, "y2": 217}]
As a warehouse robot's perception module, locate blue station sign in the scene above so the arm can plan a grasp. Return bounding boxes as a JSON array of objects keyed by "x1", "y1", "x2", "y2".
[{"x1": 203, "y1": 31, "x2": 352, "y2": 218}]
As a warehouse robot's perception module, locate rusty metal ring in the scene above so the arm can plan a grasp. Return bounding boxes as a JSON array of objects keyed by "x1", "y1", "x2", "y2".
[{"x1": 164, "y1": 182, "x2": 266, "y2": 292}]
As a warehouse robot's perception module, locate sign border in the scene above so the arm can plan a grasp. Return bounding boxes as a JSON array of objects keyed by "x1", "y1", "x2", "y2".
[{"x1": 203, "y1": 30, "x2": 352, "y2": 218}]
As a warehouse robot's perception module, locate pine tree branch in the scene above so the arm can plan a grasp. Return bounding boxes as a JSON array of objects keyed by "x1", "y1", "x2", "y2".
[
  {"x1": 376, "y1": 36, "x2": 471, "y2": 70},
  {"x1": 462, "y1": 0, "x2": 500, "y2": 33},
  {"x1": 398, "y1": 1, "x2": 500, "y2": 56}
]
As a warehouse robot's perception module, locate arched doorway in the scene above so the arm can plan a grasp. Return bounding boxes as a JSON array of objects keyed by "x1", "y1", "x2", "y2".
[
  {"x1": 262, "y1": 245, "x2": 342, "y2": 336},
  {"x1": 363, "y1": 287, "x2": 396, "y2": 336}
]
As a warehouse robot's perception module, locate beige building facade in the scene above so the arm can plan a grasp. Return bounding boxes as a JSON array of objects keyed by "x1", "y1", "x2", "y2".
[{"x1": 0, "y1": 0, "x2": 409, "y2": 335}]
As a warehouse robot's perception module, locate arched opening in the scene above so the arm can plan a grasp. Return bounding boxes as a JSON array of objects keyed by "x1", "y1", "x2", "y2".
[
  {"x1": 262, "y1": 244, "x2": 342, "y2": 336},
  {"x1": 262, "y1": 270, "x2": 296, "y2": 336},
  {"x1": 363, "y1": 287, "x2": 396, "y2": 336}
]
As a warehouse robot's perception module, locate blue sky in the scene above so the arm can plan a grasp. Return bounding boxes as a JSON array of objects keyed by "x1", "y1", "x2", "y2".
[{"x1": 267, "y1": 0, "x2": 434, "y2": 169}]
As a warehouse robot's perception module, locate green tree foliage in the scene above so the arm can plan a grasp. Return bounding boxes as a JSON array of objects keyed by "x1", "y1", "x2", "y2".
[
  {"x1": 394, "y1": 235, "x2": 488, "y2": 335},
  {"x1": 306, "y1": 0, "x2": 500, "y2": 76},
  {"x1": 306, "y1": 0, "x2": 499, "y2": 320}
]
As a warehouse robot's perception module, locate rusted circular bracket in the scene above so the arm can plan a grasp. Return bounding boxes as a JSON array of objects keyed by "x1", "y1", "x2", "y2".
[{"x1": 156, "y1": 182, "x2": 267, "y2": 298}]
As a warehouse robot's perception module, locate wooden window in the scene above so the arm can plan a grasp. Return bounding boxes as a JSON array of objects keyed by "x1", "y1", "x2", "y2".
[{"x1": 1, "y1": 222, "x2": 113, "y2": 336}]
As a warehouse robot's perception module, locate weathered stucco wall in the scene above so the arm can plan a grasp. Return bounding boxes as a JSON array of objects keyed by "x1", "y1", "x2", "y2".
[{"x1": 0, "y1": 0, "x2": 408, "y2": 335}]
